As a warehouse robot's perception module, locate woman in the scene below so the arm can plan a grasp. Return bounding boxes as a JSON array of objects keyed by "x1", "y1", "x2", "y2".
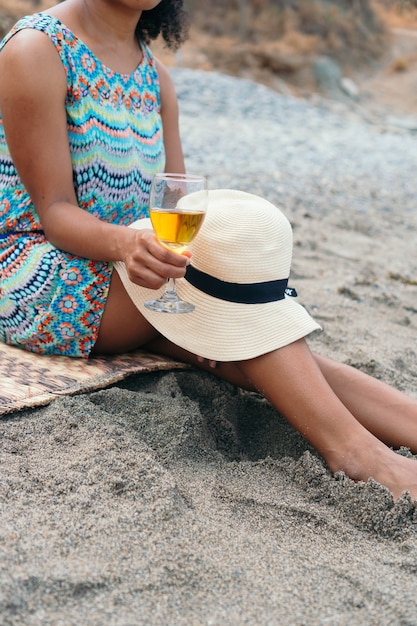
[{"x1": 0, "y1": 0, "x2": 417, "y2": 501}]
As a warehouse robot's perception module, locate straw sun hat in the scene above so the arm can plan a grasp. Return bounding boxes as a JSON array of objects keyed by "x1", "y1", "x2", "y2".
[{"x1": 114, "y1": 189, "x2": 321, "y2": 361}]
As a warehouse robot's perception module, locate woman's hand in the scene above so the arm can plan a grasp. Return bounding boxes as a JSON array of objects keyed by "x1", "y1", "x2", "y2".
[
  {"x1": 123, "y1": 228, "x2": 190, "y2": 290},
  {"x1": 197, "y1": 356, "x2": 217, "y2": 369}
]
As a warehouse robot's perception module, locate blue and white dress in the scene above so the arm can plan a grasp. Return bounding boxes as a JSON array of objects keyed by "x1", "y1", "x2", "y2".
[{"x1": 0, "y1": 13, "x2": 165, "y2": 356}]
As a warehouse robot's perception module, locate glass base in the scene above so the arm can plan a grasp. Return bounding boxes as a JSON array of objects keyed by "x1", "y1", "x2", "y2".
[{"x1": 144, "y1": 297, "x2": 195, "y2": 314}]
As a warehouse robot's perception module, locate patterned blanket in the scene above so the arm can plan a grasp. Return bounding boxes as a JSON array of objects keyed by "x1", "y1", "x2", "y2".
[{"x1": 0, "y1": 342, "x2": 188, "y2": 416}]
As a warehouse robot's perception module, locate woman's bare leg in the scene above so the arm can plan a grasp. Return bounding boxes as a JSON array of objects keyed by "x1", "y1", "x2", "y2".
[
  {"x1": 92, "y1": 271, "x2": 160, "y2": 354},
  {"x1": 94, "y1": 275, "x2": 417, "y2": 499},
  {"x1": 235, "y1": 340, "x2": 417, "y2": 500},
  {"x1": 312, "y1": 353, "x2": 417, "y2": 452},
  {"x1": 149, "y1": 336, "x2": 417, "y2": 500}
]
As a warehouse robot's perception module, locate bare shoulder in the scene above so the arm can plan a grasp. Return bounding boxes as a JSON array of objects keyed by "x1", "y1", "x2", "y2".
[
  {"x1": 154, "y1": 58, "x2": 176, "y2": 95},
  {"x1": 0, "y1": 28, "x2": 66, "y2": 100},
  {"x1": 154, "y1": 58, "x2": 178, "y2": 109},
  {"x1": 0, "y1": 28, "x2": 65, "y2": 82}
]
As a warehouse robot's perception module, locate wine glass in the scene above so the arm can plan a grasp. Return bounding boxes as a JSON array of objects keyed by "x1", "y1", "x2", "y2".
[{"x1": 144, "y1": 173, "x2": 208, "y2": 313}]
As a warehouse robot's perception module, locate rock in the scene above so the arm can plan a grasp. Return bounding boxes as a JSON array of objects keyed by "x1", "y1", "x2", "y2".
[
  {"x1": 313, "y1": 55, "x2": 344, "y2": 100},
  {"x1": 386, "y1": 115, "x2": 417, "y2": 131},
  {"x1": 340, "y1": 77, "x2": 360, "y2": 100}
]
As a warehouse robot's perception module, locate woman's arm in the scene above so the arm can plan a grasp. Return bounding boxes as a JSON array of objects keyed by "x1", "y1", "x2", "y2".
[
  {"x1": 156, "y1": 58, "x2": 186, "y2": 174},
  {"x1": 0, "y1": 30, "x2": 188, "y2": 288}
]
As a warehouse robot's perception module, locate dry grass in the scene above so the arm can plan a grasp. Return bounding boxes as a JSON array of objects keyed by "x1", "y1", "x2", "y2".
[
  {"x1": 2, "y1": 0, "x2": 417, "y2": 99},
  {"x1": 173, "y1": 1, "x2": 393, "y2": 91},
  {"x1": 0, "y1": 0, "x2": 53, "y2": 20},
  {"x1": 373, "y1": 0, "x2": 417, "y2": 29},
  {"x1": 2, "y1": 1, "x2": 417, "y2": 61}
]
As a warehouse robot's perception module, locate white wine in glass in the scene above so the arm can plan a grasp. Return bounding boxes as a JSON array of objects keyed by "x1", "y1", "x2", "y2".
[{"x1": 144, "y1": 173, "x2": 208, "y2": 313}]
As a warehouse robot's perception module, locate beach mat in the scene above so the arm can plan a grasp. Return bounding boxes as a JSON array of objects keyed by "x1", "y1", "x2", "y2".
[{"x1": 0, "y1": 341, "x2": 188, "y2": 417}]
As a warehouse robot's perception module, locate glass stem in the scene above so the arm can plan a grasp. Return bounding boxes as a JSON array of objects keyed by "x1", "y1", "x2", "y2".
[{"x1": 163, "y1": 277, "x2": 179, "y2": 301}]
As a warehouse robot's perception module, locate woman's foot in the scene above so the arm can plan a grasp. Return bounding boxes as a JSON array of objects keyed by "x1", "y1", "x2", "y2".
[{"x1": 327, "y1": 442, "x2": 417, "y2": 501}]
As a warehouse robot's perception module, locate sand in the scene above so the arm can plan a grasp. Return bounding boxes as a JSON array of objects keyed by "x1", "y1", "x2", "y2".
[{"x1": 1, "y1": 69, "x2": 417, "y2": 624}]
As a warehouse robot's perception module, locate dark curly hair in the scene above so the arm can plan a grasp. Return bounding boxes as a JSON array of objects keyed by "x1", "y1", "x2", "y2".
[{"x1": 136, "y1": 0, "x2": 189, "y2": 51}]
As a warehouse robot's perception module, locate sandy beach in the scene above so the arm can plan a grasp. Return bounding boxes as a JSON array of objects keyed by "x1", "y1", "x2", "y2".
[{"x1": 1, "y1": 68, "x2": 417, "y2": 625}]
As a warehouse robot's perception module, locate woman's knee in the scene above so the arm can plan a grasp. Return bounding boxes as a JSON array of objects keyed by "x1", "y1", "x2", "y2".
[{"x1": 92, "y1": 271, "x2": 159, "y2": 354}]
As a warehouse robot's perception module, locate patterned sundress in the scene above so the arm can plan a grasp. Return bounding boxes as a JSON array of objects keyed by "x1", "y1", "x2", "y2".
[{"x1": 0, "y1": 13, "x2": 165, "y2": 357}]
